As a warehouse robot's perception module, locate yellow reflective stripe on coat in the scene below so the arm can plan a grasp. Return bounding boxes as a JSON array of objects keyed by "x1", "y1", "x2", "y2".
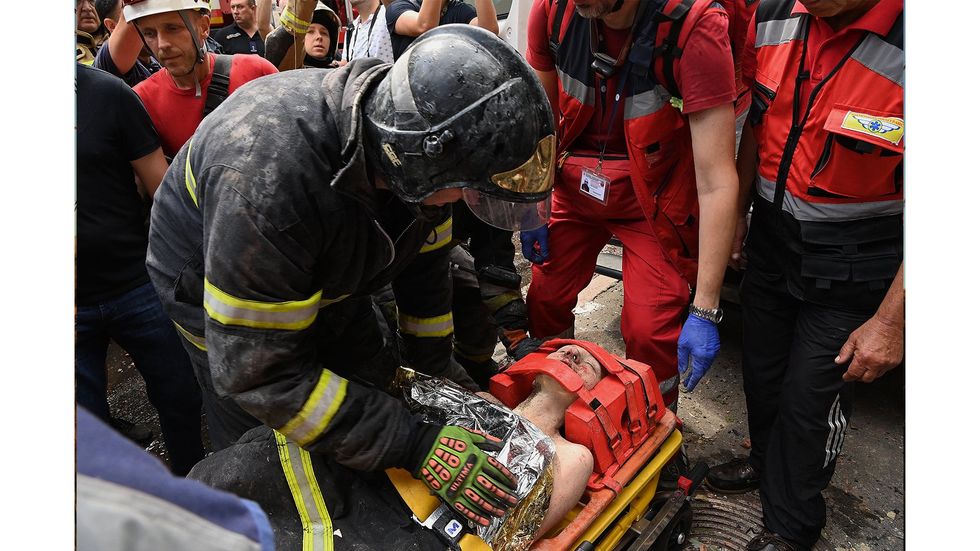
[
  {"x1": 277, "y1": 369, "x2": 348, "y2": 446},
  {"x1": 274, "y1": 431, "x2": 333, "y2": 551},
  {"x1": 398, "y1": 312, "x2": 454, "y2": 338},
  {"x1": 184, "y1": 141, "x2": 199, "y2": 208},
  {"x1": 280, "y1": 7, "x2": 311, "y2": 34},
  {"x1": 203, "y1": 279, "x2": 321, "y2": 330},
  {"x1": 419, "y1": 217, "x2": 453, "y2": 253},
  {"x1": 172, "y1": 321, "x2": 207, "y2": 351},
  {"x1": 482, "y1": 289, "x2": 523, "y2": 314}
]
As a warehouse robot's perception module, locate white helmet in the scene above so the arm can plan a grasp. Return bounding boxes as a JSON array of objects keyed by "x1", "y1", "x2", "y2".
[{"x1": 122, "y1": 0, "x2": 210, "y2": 22}]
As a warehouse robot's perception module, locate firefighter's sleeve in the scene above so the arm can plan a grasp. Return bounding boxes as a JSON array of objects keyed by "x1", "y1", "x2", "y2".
[
  {"x1": 391, "y1": 214, "x2": 479, "y2": 391},
  {"x1": 199, "y1": 166, "x2": 424, "y2": 471}
]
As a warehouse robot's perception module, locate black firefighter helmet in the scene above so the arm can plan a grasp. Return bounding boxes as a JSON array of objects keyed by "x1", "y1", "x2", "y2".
[
  {"x1": 363, "y1": 25, "x2": 556, "y2": 231},
  {"x1": 305, "y1": 2, "x2": 341, "y2": 68}
]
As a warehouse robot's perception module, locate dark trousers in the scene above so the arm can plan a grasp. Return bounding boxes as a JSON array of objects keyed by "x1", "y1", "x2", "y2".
[
  {"x1": 75, "y1": 281, "x2": 205, "y2": 475},
  {"x1": 740, "y1": 266, "x2": 873, "y2": 548}
]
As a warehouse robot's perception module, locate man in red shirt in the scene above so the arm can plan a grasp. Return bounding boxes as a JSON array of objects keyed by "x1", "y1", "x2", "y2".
[
  {"x1": 521, "y1": 0, "x2": 739, "y2": 418},
  {"x1": 125, "y1": 0, "x2": 278, "y2": 158}
]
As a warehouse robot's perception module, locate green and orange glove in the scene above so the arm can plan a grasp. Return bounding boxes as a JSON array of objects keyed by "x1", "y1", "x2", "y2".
[{"x1": 415, "y1": 425, "x2": 519, "y2": 527}]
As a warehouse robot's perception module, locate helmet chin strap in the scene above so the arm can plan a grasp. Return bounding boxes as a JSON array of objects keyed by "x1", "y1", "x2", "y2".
[{"x1": 177, "y1": 9, "x2": 208, "y2": 97}]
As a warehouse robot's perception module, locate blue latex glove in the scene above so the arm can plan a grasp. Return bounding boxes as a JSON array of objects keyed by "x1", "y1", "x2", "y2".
[
  {"x1": 677, "y1": 313, "x2": 721, "y2": 392},
  {"x1": 520, "y1": 226, "x2": 549, "y2": 265}
]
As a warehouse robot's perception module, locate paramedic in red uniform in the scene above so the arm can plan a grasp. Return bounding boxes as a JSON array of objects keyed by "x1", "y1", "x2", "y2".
[
  {"x1": 522, "y1": 0, "x2": 740, "y2": 412},
  {"x1": 705, "y1": 1, "x2": 905, "y2": 549}
]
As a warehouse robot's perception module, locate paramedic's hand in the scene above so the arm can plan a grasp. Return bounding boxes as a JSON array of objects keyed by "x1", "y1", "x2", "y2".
[
  {"x1": 678, "y1": 314, "x2": 721, "y2": 392},
  {"x1": 520, "y1": 226, "x2": 549, "y2": 264},
  {"x1": 416, "y1": 425, "x2": 519, "y2": 527}
]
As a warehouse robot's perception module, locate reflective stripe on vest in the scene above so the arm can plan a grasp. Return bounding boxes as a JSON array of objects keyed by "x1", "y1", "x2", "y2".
[
  {"x1": 852, "y1": 34, "x2": 904, "y2": 87},
  {"x1": 398, "y1": 312, "x2": 454, "y2": 338},
  {"x1": 755, "y1": 16, "x2": 804, "y2": 48},
  {"x1": 419, "y1": 217, "x2": 453, "y2": 253},
  {"x1": 204, "y1": 278, "x2": 321, "y2": 330},
  {"x1": 185, "y1": 141, "x2": 200, "y2": 208},
  {"x1": 277, "y1": 369, "x2": 348, "y2": 447},
  {"x1": 756, "y1": 174, "x2": 904, "y2": 222},
  {"x1": 274, "y1": 430, "x2": 334, "y2": 551},
  {"x1": 624, "y1": 85, "x2": 672, "y2": 120},
  {"x1": 173, "y1": 321, "x2": 207, "y2": 351},
  {"x1": 557, "y1": 67, "x2": 594, "y2": 107}
]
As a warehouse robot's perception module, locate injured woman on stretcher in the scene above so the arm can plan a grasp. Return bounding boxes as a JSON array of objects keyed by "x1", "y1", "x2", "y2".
[{"x1": 189, "y1": 340, "x2": 661, "y2": 551}]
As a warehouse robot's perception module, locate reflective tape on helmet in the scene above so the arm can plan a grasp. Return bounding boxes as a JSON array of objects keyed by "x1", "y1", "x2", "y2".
[
  {"x1": 419, "y1": 217, "x2": 453, "y2": 253},
  {"x1": 274, "y1": 430, "x2": 333, "y2": 551},
  {"x1": 203, "y1": 279, "x2": 321, "y2": 330},
  {"x1": 173, "y1": 321, "x2": 207, "y2": 351},
  {"x1": 398, "y1": 312, "x2": 454, "y2": 338},
  {"x1": 184, "y1": 141, "x2": 199, "y2": 208},
  {"x1": 277, "y1": 369, "x2": 348, "y2": 447}
]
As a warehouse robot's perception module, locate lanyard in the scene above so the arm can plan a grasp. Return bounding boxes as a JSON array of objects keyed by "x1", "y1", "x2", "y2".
[
  {"x1": 596, "y1": 74, "x2": 630, "y2": 172},
  {"x1": 346, "y1": 4, "x2": 381, "y2": 62}
]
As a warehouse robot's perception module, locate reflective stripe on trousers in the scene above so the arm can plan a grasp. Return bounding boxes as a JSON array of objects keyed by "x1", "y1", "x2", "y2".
[{"x1": 274, "y1": 431, "x2": 333, "y2": 551}]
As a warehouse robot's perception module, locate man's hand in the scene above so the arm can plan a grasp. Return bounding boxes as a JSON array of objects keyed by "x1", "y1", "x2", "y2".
[
  {"x1": 835, "y1": 315, "x2": 904, "y2": 383},
  {"x1": 416, "y1": 426, "x2": 519, "y2": 527},
  {"x1": 728, "y1": 214, "x2": 748, "y2": 270},
  {"x1": 520, "y1": 226, "x2": 549, "y2": 264},
  {"x1": 678, "y1": 314, "x2": 721, "y2": 392}
]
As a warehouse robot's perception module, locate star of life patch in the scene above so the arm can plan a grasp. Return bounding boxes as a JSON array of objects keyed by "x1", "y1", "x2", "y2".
[{"x1": 841, "y1": 111, "x2": 904, "y2": 145}]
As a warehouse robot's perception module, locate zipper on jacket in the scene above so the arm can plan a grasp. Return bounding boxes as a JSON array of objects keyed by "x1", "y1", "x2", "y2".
[{"x1": 772, "y1": 18, "x2": 864, "y2": 210}]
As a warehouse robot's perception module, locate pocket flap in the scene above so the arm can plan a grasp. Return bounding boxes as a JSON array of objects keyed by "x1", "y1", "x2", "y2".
[
  {"x1": 824, "y1": 105, "x2": 904, "y2": 153},
  {"x1": 851, "y1": 256, "x2": 901, "y2": 283},
  {"x1": 800, "y1": 255, "x2": 851, "y2": 282}
]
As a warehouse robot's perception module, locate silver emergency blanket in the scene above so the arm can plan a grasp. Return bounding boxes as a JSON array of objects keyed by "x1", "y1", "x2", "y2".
[{"x1": 395, "y1": 367, "x2": 555, "y2": 549}]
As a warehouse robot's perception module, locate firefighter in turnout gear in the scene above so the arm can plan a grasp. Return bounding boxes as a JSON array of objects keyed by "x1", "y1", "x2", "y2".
[{"x1": 145, "y1": 24, "x2": 554, "y2": 545}]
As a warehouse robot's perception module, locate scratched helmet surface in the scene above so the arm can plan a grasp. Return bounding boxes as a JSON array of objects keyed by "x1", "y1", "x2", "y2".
[{"x1": 362, "y1": 25, "x2": 556, "y2": 230}]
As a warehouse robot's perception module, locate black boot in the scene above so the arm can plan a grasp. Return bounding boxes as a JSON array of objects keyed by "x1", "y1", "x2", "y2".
[
  {"x1": 109, "y1": 416, "x2": 154, "y2": 448},
  {"x1": 746, "y1": 529, "x2": 805, "y2": 551},
  {"x1": 705, "y1": 457, "x2": 760, "y2": 494}
]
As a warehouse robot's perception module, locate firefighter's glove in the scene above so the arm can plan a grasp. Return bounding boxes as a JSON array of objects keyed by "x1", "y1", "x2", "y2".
[
  {"x1": 416, "y1": 425, "x2": 519, "y2": 527},
  {"x1": 520, "y1": 226, "x2": 549, "y2": 265},
  {"x1": 678, "y1": 314, "x2": 720, "y2": 392}
]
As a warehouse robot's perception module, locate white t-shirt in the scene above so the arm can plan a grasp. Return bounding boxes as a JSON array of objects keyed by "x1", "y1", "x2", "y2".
[{"x1": 343, "y1": 4, "x2": 394, "y2": 64}]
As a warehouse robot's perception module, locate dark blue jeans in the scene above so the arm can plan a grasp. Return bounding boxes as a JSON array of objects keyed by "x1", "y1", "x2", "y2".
[{"x1": 76, "y1": 281, "x2": 205, "y2": 475}]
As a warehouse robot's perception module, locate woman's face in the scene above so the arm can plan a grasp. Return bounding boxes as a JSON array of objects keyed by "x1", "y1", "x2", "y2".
[
  {"x1": 547, "y1": 345, "x2": 602, "y2": 389},
  {"x1": 304, "y1": 23, "x2": 331, "y2": 60}
]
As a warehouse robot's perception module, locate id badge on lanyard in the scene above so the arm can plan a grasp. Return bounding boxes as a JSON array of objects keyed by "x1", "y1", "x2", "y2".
[
  {"x1": 580, "y1": 73, "x2": 626, "y2": 205},
  {"x1": 580, "y1": 165, "x2": 611, "y2": 204}
]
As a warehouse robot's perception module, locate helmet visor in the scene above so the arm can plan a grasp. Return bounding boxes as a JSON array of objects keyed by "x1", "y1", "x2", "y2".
[
  {"x1": 462, "y1": 188, "x2": 552, "y2": 231},
  {"x1": 490, "y1": 135, "x2": 556, "y2": 194}
]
